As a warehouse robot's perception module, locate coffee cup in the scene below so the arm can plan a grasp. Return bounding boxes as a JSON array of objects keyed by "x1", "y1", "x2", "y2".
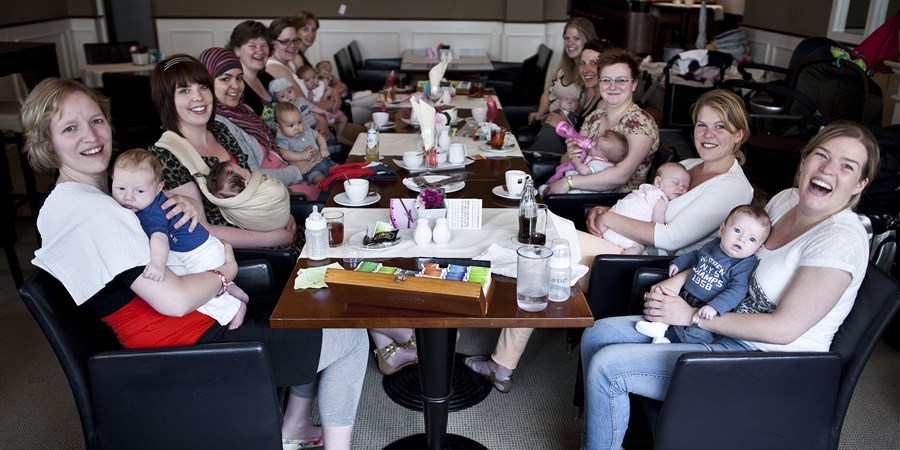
[
  {"x1": 436, "y1": 150, "x2": 448, "y2": 165},
  {"x1": 505, "y1": 170, "x2": 527, "y2": 196},
  {"x1": 444, "y1": 107, "x2": 458, "y2": 123},
  {"x1": 372, "y1": 111, "x2": 390, "y2": 128},
  {"x1": 448, "y1": 143, "x2": 467, "y2": 164},
  {"x1": 403, "y1": 150, "x2": 424, "y2": 168},
  {"x1": 343, "y1": 179, "x2": 370, "y2": 203},
  {"x1": 471, "y1": 107, "x2": 487, "y2": 123}
]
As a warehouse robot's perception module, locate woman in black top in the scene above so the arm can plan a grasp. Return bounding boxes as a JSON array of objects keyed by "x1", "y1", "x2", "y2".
[{"x1": 227, "y1": 20, "x2": 275, "y2": 118}]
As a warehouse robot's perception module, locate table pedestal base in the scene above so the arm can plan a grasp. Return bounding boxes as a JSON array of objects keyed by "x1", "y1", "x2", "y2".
[
  {"x1": 382, "y1": 353, "x2": 492, "y2": 412},
  {"x1": 384, "y1": 433, "x2": 488, "y2": 450}
]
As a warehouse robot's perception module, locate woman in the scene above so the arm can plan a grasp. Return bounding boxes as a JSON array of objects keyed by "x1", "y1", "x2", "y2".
[
  {"x1": 266, "y1": 17, "x2": 307, "y2": 97},
  {"x1": 148, "y1": 54, "x2": 300, "y2": 250},
  {"x1": 527, "y1": 38, "x2": 609, "y2": 155},
  {"x1": 227, "y1": 20, "x2": 275, "y2": 119},
  {"x1": 465, "y1": 89, "x2": 752, "y2": 393},
  {"x1": 21, "y1": 78, "x2": 368, "y2": 450},
  {"x1": 527, "y1": 17, "x2": 598, "y2": 127},
  {"x1": 583, "y1": 89, "x2": 754, "y2": 257},
  {"x1": 545, "y1": 48, "x2": 659, "y2": 194},
  {"x1": 292, "y1": 10, "x2": 349, "y2": 99},
  {"x1": 198, "y1": 47, "x2": 323, "y2": 200},
  {"x1": 580, "y1": 120, "x2": 878, "y2": 449}
]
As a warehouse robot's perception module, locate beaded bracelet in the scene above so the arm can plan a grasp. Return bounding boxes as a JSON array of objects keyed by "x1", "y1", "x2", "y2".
[{"x1": 207, "y1": 269, "x2": 229, "y2": 297}]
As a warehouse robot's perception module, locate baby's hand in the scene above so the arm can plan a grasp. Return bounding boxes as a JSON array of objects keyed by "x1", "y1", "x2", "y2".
[
  {"x1": 142, "y1": 263, "x2": 166, "y2": 282},
  {"x1": 698, "y1": 305, "x2": 718, "y2": 320},
  {"x1": 668, "y1": 264, "x2": 680, "y2": 277}
]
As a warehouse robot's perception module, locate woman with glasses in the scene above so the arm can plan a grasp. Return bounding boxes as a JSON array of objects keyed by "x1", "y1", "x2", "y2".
[
  {"x1": 292, "y1": 10, "x2": 349, "y2": 100},
  {"x1": 544, "y1": 48, "x2": 659, "y2": 195},
  {"x1": 265, "y1": 17, "x2": 307, "y2": 96}
]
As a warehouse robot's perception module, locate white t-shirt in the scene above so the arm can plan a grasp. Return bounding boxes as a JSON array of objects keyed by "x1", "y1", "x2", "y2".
[{"x1": 737, "y1": 189, "x2": 869, "y2": 352}]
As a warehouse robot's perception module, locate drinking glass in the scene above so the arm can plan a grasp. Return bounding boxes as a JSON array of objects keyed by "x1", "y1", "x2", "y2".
[
  {"x1": 324, "y1": 211, "x2": 344, "y2": 247},
  {"x1": 516, "y1": 245, "x2": 552, "y2": 312}
]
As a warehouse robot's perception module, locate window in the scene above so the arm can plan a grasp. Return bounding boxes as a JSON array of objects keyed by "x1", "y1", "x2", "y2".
[{"x1": 828, "y1": 0, "x2": 900, "y2": 44}]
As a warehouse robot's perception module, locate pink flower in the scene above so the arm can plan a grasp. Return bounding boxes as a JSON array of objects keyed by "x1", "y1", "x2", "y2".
[
  {"x1": 434, "y1": 112, "x2": 448, "y2": 126},
  {"x1": 418, "y1": 188, "x2": 444, "y2": 209}
]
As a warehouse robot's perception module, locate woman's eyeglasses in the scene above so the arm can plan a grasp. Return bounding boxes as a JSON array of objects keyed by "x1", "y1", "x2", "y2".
[
  {"x1": 275, "y1": 38, "x2": 302, "y2": 46},
  {"x1": 600, "y1": 77, "x2": 632, "y2": 86}
]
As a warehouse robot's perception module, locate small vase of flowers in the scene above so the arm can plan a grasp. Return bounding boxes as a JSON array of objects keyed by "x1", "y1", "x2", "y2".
[
  {"x1": 415, "y1": 188, "x2": 446, "y2": 226},
  {"x1": 129, "y1": 44, "x2": 149, "y2": 65}
]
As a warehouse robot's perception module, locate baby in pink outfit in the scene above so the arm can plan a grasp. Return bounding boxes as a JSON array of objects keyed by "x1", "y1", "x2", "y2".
[
  {"x1": 541, "y1": 129, "x2": 629, "y2": 195},
  {"x1": 603, "y1": 162, "x2": 691, "y2": 254}
]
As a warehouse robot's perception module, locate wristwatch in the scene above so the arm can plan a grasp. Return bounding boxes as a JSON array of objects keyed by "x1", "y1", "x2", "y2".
[
  {"x1": 691, "y1": 309, "x2": 702, "y2": 327},
  {"x1": 566, "y1": 175, "x2": 574, "y2": 191}
]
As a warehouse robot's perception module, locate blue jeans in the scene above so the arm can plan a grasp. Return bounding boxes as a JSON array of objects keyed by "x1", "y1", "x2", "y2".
[{"x1": 580, "y1": 315, "x2": 753, "y2": 450}]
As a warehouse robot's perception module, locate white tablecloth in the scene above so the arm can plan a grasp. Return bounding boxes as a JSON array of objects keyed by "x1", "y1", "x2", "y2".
[
  {"x1": 82, "y1": 62, "x2": 155, "y2": 88},
  {"x1": 349, "y1": 133, "x2": 522, "y2": 159},
  {"x1": 381, "y1": 94, "x2": 502, "y2": 110}
]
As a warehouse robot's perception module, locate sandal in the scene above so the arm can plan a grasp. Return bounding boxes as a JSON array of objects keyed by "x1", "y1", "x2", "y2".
[
  {"x1": 464, "y1": 355, "x2": 512, "y2": 393},
  {"x1": 374, "y1": 341, "x2": 418, "y2": 376},
  {"x1": 400, "y1": 332, "x2": 417, "y2": 349},
  {"x1": 282, "y1": 436, "x2": 323, "y2": 449}
]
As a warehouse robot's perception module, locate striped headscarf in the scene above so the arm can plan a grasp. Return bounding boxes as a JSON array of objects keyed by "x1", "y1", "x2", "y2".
[{"x1": 199, "y1": 47, "x2": 287, "y2": 168}]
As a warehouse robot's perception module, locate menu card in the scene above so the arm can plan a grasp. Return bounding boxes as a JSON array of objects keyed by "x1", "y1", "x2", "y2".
[{"x1": 445, "y1": 198, "x2": 482, "y2": 229}]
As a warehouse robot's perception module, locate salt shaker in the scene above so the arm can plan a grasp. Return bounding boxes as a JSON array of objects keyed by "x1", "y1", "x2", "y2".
[{"x1": 305, "y1": 206, "x2": 328, "y2": 260}]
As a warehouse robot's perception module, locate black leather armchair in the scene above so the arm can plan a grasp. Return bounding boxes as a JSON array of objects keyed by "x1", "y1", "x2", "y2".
[
  {"x1": 19, "y1": 261, "x2": 284, "y2": 450},
  {"x1": 581, "y1": 262, "x2": 900, "y2": 449}
]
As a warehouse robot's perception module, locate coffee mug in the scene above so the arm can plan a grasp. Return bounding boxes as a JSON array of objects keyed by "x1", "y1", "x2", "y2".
[
  {"x1": 505, "y1": 170, "x2": 527, "y2": 196},
  {"x1": 343, "y1": 179, "x2": 370, "y2": 202},
  {"x1": 448, "y1": 143, "x2": 467, "y2": 164},
  {"x1": 403, "y1": 150, "x2": 424, "y2": 168},
  {"x1": 471, "y1": 107, "x2": 487, "y2": 123},
  {"x1": 372, "y1": 111, "x2": 390, "y2": 128}
]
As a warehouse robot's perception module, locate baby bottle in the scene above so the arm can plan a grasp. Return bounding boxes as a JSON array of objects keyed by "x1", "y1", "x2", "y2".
[
  {"x1": 305, "y1": 206, "x2": 328, "y2": 260},
  {"x1": 555, "y1": 122, "x2": 592, "y2": 150}
]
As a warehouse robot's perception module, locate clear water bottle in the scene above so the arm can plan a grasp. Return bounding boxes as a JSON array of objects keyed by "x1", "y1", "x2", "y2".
[
  {"x1": 304, "y1": 206, "x2": 328, "y2": 260},
  {"x1": 548, "y1": 238, "x2": 572, "y2": 302}
]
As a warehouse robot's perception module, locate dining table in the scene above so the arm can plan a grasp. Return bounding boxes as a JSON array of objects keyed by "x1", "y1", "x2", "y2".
[
  {"x1": 82, "y1": 62, "x2": 155, "y2": 88},
  {"x1": 401, "y1": 48, "x2": 495, "y2": 76}
]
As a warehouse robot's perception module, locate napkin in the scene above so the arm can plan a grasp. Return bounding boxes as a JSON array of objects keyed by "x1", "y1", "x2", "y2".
[
  {"x1": 473, "y1": 243, "x2": 589, "y2": 286},
  {"x1": 428, "y1": 57, "x2": 450, "y2": 98},
  {"x1": 293, "y1": 262, "x2": 345, "y2": 290},
  {"x1": 410, "y1": 96, "x2": 436, "y2": 150}
]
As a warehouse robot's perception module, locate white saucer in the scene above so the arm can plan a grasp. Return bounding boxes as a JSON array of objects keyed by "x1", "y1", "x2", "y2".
[
  {"x1": 467, "y1": 95, "x2": 488, "y2": 101},
  {"x1": 394, "y1": 87, "x2": 413, "y2": 93},
  {"x1": 393, "y1": 158, "x2": 474, "y2": 173},
  {"x1": 333, "y1": 192, "x2": 381, "y2": 207},
  {"x1": 348, "y1": 231, "x2": 403, "y2": 251},
  {"x1": 400, "y1": 118, "x2": 420, "y2": 127},
  {"x1": 365, "y1": 121, "x2": 396, "y2": 130},
  {"x1": 403, "y1": 175, "x2": 465, "y2": 193},
  {"x1": 492, "y1": 185, "x2": 522, "y2": 200},
  {"x1": 480, "y1": 143, "x2": 516, "y2": 153}
]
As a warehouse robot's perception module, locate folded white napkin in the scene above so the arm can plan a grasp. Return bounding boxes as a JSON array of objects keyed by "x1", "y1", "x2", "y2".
[
  {"x1": 410, "y1": 96, "x2": 436, "y2": 149},
  {"x1": 473, "y1": 243, "x2": 589, "y2": 286},
  {"x1": 428, "y1": 58, "x2": 449, "y2": 98}
]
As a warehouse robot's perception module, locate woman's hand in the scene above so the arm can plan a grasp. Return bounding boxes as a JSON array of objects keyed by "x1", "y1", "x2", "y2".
[
  {"x1": 267, "y1": 216, "x2": 297, "y2": 246},
  {"x1": 643, "y1": 288, "x2": 695, "y2": 326},
  {"x1": 565, "y1": 138, "x2": 585, "y2": 161},
  {"x1": 527, "y1": 111, "x2": 545, "y2": 124},
  {"x1": 585, "y1": 206, "x2": 610, "y2": 236},
  {"x1": 545, "y1": 177, "x2": 571, "y2": 194},
  {"x1": 163, "y1": 194, "x2": 203, "y2": 232},
  {"x1": 544, "y1": 111, "x2": 567, "y2": 129}
]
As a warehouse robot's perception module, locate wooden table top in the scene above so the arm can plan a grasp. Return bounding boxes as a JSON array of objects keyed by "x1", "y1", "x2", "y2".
[{"x1": 270, "y1": 258, "x2": 594, "y2": 329}]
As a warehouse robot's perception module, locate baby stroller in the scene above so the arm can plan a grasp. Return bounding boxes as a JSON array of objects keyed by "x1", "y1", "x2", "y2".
[{"x1": 661, "y1": 50, "x2": 734, "y2": 130}]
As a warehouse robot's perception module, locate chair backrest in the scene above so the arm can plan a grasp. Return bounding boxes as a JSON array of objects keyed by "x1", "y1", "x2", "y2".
[
  {"x1": 19, "y1": 269, "x2": 122, "y2": 449},
  {"x1": 83, "y1": 42, "x2": 137, "y2": 65},
  {"x1": 101, "y1": 72, "x2": 161, "y2": 150},
  {"x1": 828, "y1": 263, "x2": 900, "y2": 444},
  {"x1": 347, "y1": 40, "x2": 364, "y2": 71},
  {"x1": 333, "y1": 47, "x2": 356, "y2": 86}
]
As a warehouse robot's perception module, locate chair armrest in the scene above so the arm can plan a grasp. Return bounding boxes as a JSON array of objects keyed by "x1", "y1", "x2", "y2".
[
  {"x1": 544, "y1": 193, "x2": 627, "y2": 232},
  {"x1": 88, "y1": 342, "x2": 283, "y2": 449},
  {"x1": 629, "y1": 268, "x2": 667, "y2": 314},
  {"x1": 651, "y1": 352, "x2": 842, "y2": 450},
  {"x1": 233, "y1": 247, "x2": 298, "y2": 290},
  {"x1": 363, "y1": 58, "x2": 401, "y2": 70},
  {"x1": 586, "y1": 255, "x2": 674, "y2": 319},
  {"x1": 235, "y1": 260, "x2": 275, "y2": 294}
]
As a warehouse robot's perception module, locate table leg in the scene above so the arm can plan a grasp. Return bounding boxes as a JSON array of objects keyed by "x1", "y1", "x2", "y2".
[{"x1": 384, "y1": 328, "x2": 487, "y2": 450}]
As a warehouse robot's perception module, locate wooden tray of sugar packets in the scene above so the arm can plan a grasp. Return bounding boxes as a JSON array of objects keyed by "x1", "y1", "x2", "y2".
[{"x1": 324, "y1": 258, "x2": 493, "y2": 316}]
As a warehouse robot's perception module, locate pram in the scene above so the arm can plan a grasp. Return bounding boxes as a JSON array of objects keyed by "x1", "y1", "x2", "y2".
[{"x1": 661, "y1": 50, "x2": 734, "y2": 129}]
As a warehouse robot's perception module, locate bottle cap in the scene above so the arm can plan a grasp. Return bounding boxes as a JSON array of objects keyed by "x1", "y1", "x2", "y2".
[{"x1": 306, "y1": 206, "x2": 326, "y2": 230}]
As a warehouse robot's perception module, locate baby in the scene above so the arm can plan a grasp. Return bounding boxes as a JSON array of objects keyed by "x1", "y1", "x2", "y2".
[
  {"x1": 603, "y1": 162, "x2": 691, "y2": 254},
  {"x1": 207, "y1": 161, "x2": 251, "y2": 199},
  {"x1": 269, "y1": 77, "x2": 320, "y2": 131},
  {"x1": 541, "y1": 129, "x2": 629, "y2": 195},
  {"x1": 555, "y1": 94, "x2": 580, "y2": 125},
  {"x1": 110, "y1": 149, "x2": 248, "y2": 330},
  {"x1": 203, "y1": 160, "x2": 292, "y2": 232},
  {"x1": 273, "y1": 101, "x2": 337, "y2": 184},
  {"x1": 636, "y1": 204, "x2": 772, "y2": 344},
  {"x1": 298, "y1": 64, "x2": 348, "y2": 138},
  {"x1": 315, "y1": 59, "x2": 348, "y2": 99}
]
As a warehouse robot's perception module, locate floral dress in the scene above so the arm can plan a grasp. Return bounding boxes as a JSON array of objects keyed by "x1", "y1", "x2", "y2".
[{"x1": 581, "y1": 103, "x2": 660, "y2": 193}]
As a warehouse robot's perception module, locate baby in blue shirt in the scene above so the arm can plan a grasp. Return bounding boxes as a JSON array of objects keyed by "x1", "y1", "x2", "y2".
[{"x1": 636, "y1": 204, "x2": 772, "y2": 344}]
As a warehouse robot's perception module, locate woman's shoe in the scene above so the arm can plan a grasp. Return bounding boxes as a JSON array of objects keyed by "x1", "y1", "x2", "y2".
[
  {"x1": 374, "y1": 341, "x2": 418, "y2": 376},
  {"x1": 400, "y1": 332, "x2": 416, "y2": 349},
  {"x1": 282, "y1": 436, "x2": 323, "y2": 449},
  {"x1": 464, "y1": 355, "x2": 512, "y2": 393}
]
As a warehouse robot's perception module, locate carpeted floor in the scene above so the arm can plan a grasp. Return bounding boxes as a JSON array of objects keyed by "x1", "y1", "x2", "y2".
[{"x1": 2, "y1": 147, "x2": 898, "y2": 449}]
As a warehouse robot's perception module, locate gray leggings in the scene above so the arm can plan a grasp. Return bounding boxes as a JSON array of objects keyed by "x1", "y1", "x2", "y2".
[{"x1": 290, "y1": 328, "x2": 368, "y2": 427}]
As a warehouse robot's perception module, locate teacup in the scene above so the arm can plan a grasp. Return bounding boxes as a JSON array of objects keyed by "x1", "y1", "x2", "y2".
[
  {"x1": 372, "y1": 112, "x2": 390, "y2": 128},
  {"x1": 448, "y1": 143, "x2": 467, "y2": 164},
  {"x1": 505, "y1": 170, "x2": 527, "y2": 196},
  {"x1": 403, "y1": 150, "x2": 424, "y2": 168},
  {"x1": 471, "y1": 107, "x2": 487, "y2": 123},
  {"x1": 436, "y1": 150, "x2": 448, "y2": 165},
  {"x1": 344, "y1": 179, "x2": 370, "y2": 203},
  {"x1": 444, "y1": 107, "x2": 458, "y2": 123}
]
